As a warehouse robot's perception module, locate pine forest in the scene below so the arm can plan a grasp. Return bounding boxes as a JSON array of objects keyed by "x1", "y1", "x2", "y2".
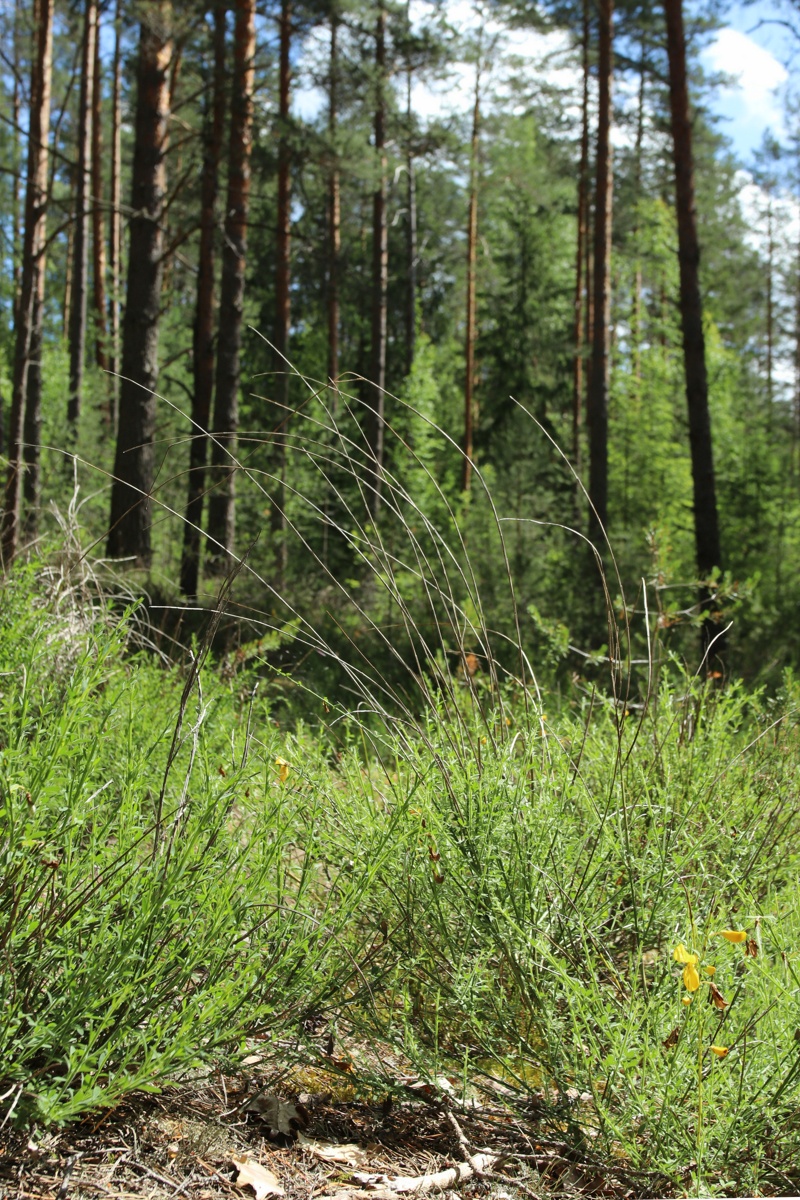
[{"x1": 4, "y1": 0, "x2": 800, "y2": 1195}]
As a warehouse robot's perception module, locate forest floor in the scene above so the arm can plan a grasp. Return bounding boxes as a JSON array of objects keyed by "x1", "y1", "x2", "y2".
[{"x1": 0, "y1": 1064, "x2": 645, "y2": 1200}]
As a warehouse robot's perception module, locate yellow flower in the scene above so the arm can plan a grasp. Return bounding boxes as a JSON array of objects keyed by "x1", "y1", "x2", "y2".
[
  {"x1": 275, "y1": 756, "x2": 290, "y2": 783},
  {"x1": 716, "y1": 930, "x2": 747, "y2": 944},
  {"x1": 674, "y1": 943, "x2": 698, "y2": 965},
  {"x1": 682, "y1": 996, "x2": 693, "y2": 1006},
  {"x1": 710, "y1": 1045, "x2": 729, "y2": 1058},
  {"x1": 705, "y1": 965, "x2": 716, "y2": 976},
  {"x1": 683, "y1": 963, "x2": 700, "y2": 992}
]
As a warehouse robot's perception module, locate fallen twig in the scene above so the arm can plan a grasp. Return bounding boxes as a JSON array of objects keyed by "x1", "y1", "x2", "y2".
[{"x1": 352, "y1": 1152, "x2": 497, "y2": 1193}]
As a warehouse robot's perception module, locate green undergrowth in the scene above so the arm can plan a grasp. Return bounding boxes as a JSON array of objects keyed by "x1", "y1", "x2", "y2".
[{"x1": 2, "y1": 554, "x2": 800, "y2": 1196}]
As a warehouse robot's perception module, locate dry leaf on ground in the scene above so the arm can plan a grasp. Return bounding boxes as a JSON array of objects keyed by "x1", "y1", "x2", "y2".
[
  {"x1": 245, "y1": 1093, "x2": 309, "y2": 1137},
  {"x1": 232, "y1": 1156, "x2": 285, "y2": 1199},
  {"x1": 298, "y1": 1135, "x2": 369, "y2": 1167}
]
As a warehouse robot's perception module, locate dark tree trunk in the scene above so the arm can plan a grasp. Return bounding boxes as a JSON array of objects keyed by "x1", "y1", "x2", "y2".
[
  {"x1": 270, "y1": 0, "x2": 291, "y2": 582},
  {"x1": 180, "y1": 1, "x2": 227, "y2": 600},
  {"x1": 572, "y1": 0, "x2": 590, "y2": 472},
  {"x1": 366, "y1": 0, "x2": 388, "y2": 518},
  {"x1": 205, "y1": 0, "x2": 255, "y2": 571},
  {"x1": 107, "y1": 2, "x2": 172, "y2": 565},
  {"x1": 22, "y1": 239, "x2": 47, "y2": 532},
  {"x1": 91, "y1": 12, "x2": 108, "y2": 376},
  {"x1": 663, "y1": 0, "x2": 723, "y2": 646},
  {"x1": 327, "y1": 9, "x2": 340, "y2": 386},
  {"x1": 405, "y1": 45, "x2": 417, "y2": 376},
  {"x1": 462, "y1": 60, "x2": 480, "y2": 495},
  {"x1": 2, "y1": 0, "x2": 53, "y2": 564},
  {"x1": 11, "y1": 0, "x2": 22, "y2": 330},
  {"x1": 108, "y1": 0, "x2": 123, "y2": 428},
  {"x1": 587, "y1": 0, "x2": 612, "y2": 543},
  {"x1": 63, "y1": 176, "x2": 74, "y2": 337},
  {"x1": 67, "y1": 0, "x2": 97, "y2": 429}
]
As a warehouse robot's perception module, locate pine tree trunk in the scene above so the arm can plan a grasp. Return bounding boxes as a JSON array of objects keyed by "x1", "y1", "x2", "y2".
[
  {"x1": 180, "y1": 1, "x2": 227, "y2": 600},
  {"x1": 405, "y1": 42, "x2": 417, "y2": 376},
  {"x1": 327, "y1": 9, "x2": 340, "y2": 386},
  {"x1": 92, "y1": 13, "x2": 108, "y2": 376},
  {"x1": 632, "y1": 43, "x2": 645, "y2": 399},
  {"x1": 766, "y1": 197, "x2": 774, "y2": 412},
  {"x1": 270, "y1": 0, "x2": 291, "y2": 581},
  {"x1": 67, "y1": 0, "x2": 98, "y2": 429},
  {"x1": 366, "y1": 0, "x2": 388, "y2": 518},
  {"x1": 11, "y1": 0, "x2": 22, "y2": 330},
  {"x1": 462, "y1": 61, "x2": 480, "y2": 496},
  {"x1": 2, "y1": 0, "x2": 53, "y2": 564},
  {"x1": 663, "y1": 0, "x2": 723, "y2": 646},
  {"x1": 205, "y1": 0, "x2": 255, "y2": 571},
  {"x1": 587, "y1": 0, "x2": 612, "y2": 542},
  {"x1": 108, "y1": 0, "x2": 123, "y2": 427},
  {"x1": 107, "y1": 2, "x2": 172, "y2": 565},
  {"x1": 572, "y1": 0, "x2": 590, "y2": 472},
  {"x1": 63, "y1": 179, "x2": 74, "y2": 337}
]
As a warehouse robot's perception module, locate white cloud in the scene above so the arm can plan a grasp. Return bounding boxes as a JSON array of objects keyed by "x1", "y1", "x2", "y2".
[{"x1": 702, "y1": 28, "x2": 787, "y2": 156}]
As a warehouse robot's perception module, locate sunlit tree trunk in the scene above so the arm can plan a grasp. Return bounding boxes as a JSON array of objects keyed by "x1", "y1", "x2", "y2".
[
  {"x1": 405, "y1": 43, "x2": 417, "y2": 376},
  {"x1": 366, "y1": 0, "x2": 388, "y2": 518},
  {"x1": 67, "y1": 0, "x2": 98, "y2": 429},
  {"x1": 270, "y1": 0, "x2": 292, "y2": 582},
  {"x1": 108, "y1": 0, "x2": 123, "y2": 428},
  {"x1": 327, "y1": 9, "x2": 340, "y2": 386},
  {"x1": 107, "y1": 2, "x2": 172, "y2": 565},
  {"x1": 663, "y1": 0, "x2": 723, "y2": 650},
  {"x1": 180, "y1": 1, "x2": 227, "y2": 600},
  {"x1": 572, "y1": 0, "x2": 590, "y2": 473},
  {"x1": 587, "y1": 0, "x2": 612, "y2": 543},
  {"x1": 2, "y1": 0, "x2": 53, "y2": 563},
  {"x1": 462, "y1": 58, "x2": 480, "y2": 495},
  {"x1": 11, "y1": 0, "x2": 22, "y2": 331},
  {"x1": 92, "y1": 13, "x2": 108, "y2": 377},
  {"x1": 205, "y1": 0, "x2": 255, "y2": 571}
]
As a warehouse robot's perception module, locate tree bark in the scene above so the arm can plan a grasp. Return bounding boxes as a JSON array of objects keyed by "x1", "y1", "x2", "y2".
[
  {"x1": 327, "y1": 9, "x2": 340, "y2": 386},
  {"x1": 180, "y1": 1, "x2": 227, "y2": 600},
  {"x1": 587, "y1": 0, "x2": 612, "y2": 543},
  {"x1": 2, "y1": 0, "x2": 53, "y2": 564},
  {"x1": 663, "y1": 0, "x2": 724, "y2": 646},
  {"x1": 270, "y1": 0, "x2": 291, "y2": 582},
  {"x1": 63, "y1": 179, "x2": 74, "y2": 337},
  {"x1": 91, "y1": 11, "x2": 108, "y2": 376},
  {"x1": 405, "y1": 34, "x2": 417, "y2": 376},
  {"x1": 11, "y1": 0, "x2": 22, "y2": 331},
  {"x1": 107, "y1": 2, "x2": 172, "y2": 565},
  {"x1": 108, "y1": 0, "x2": 123, "y2": 427},
  {"x1": 462, "y1": 58, "x2": 480, "y2": 495},
  {"x1": 572, "y1": 0, "x2": 590, "y2": 472},
  {"x1": 205, "y1": 0, "x2": 256, "y2": 571},
  {"x1": 366, "y1": 0, "x2": 388, "y2": 518},
  {"x1": 67, "y1": 0, "x2": 98, "y2": 429}
]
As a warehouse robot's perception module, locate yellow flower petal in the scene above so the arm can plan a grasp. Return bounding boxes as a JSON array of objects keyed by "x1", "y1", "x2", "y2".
[
  {"x1": 674, "y1": 943, "x2": 699, "y2": 965},
  {"x1": 683, "y1": 963, "x2": 700, "y2": 992},
  {"x1": 275, "y1": 756, "x2": 290, "y2": 783},
  {"x1": 682, "y1": 995, "x2": 693, "y2": 1006},
  {"x1": 705, "y1": 965, "x2": 716, "y2": 976},
  {"x1": 710, "y1": 1045, "x2": 729, "y2": 1058},
  {"x1": 716, "y1": 930, "x2": 747, "y2": 943}
]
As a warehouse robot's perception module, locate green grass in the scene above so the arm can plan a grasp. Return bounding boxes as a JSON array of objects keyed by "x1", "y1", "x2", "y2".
[
  {"x1": 2, "y1": 552, "x2": 800, "y2": 1195},
  {"x1": 4, "y1": 373, "x2": 800, "y2": 1200}
]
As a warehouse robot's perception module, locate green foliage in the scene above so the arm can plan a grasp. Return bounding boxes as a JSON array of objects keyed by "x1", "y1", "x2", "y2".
[{"x1": 0, "y1": 557, "x2": 400, "y2": 1124}]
